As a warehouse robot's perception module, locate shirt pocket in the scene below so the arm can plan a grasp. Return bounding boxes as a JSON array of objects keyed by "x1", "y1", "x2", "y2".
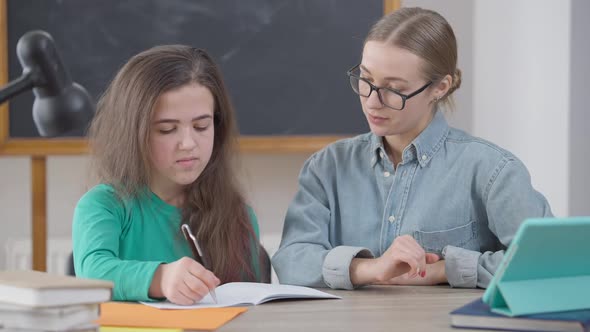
[{"x1": 413, "y1": 220, "x2": 479, "y2": 256}]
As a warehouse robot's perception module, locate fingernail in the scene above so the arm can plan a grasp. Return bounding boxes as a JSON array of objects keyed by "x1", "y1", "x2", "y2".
[{"x1": 421, "y1": 271, "x2": 426, "y2": 278}]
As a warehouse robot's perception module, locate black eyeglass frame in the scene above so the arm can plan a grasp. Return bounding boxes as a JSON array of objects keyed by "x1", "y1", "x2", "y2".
[{"x1": 347, "y1": 64, "x2": 433, "y2": 111}]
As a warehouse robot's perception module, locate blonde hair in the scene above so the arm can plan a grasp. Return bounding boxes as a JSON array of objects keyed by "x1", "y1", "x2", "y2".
[{"x1": 366, "y1": 7, "x2": 462, "y2": 110}]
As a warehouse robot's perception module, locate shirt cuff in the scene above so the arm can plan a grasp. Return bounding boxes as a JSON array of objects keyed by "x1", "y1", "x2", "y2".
[
  {"x1": 442, "y1": 245, "x2": 480, "y2": 288},
  {"x1": 322, "y1": 246, "x2": 374, "y2": 290},
  {"x1": 127, "y1": 261, "x2": 163, "y2": 302}
]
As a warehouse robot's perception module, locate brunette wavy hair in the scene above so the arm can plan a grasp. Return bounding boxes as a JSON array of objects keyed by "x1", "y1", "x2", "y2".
[{"x1": 88, "y1": 45, "x2": 259, "y2": 282}]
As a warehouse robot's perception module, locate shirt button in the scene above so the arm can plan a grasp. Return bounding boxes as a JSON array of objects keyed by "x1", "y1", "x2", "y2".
[
  {"x1": 388, "y1": 216, "x2": 396, "y2": 223},
  {"x1": 384, "y1": 171, "x2": 390, "y2": 177},
  {"x1": 422, "y1": 155, "x2": 427, "y2": 160}
]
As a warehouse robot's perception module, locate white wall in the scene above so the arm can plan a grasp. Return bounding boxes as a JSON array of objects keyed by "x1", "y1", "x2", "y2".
[
  {"x1": 403, "y1": 0, "x2": 474, "y2": 132},
  {"x1": 239, "y1": 153, "x2": 310, "y2": 235},
  {"x1": 473, "y1": 0, "x2": 571, "y2": 216},
  {"x1": 569, "y1": 0, "x2": 590, "y2": 216},
  {"x1": 0, "y1": 157, "x2": 31, "y2": 269}
]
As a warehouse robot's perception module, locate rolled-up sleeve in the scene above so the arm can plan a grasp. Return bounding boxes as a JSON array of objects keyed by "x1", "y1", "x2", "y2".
[
  {"x1": 443, "y1": 157, "x2": 552, "y2": 288},
  {"x1": 323, "y1": 246, "x2": 374, "y2": 289},
  {"x1": 272, "y1": 154, "x2": 373, "y2": 289}
]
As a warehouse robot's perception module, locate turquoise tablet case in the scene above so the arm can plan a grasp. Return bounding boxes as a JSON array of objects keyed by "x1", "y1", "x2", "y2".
[{"x1": 482, "y1": 217, "x2": 590, "y2": 317}]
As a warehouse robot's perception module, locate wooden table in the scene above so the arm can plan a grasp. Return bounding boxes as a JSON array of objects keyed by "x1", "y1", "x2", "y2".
[{"x1": 218, "y1": 285, "x2": 484, "y2": 332}]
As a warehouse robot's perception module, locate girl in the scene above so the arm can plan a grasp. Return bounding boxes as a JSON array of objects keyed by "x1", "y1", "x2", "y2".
[
  {"x1": 73, "y1": 45, "x2": 265, "y2": 304},
  {"x1": 273, "y1": 8, "x2": 552, "y2": 290}
]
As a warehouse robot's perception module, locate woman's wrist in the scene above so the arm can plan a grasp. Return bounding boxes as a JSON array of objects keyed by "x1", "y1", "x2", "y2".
[
  {"x1": 434, "y1": 260, "x2": 448, "y2": 284},
  {"x1": 350, "y1": 257, "x2": 382, "y2": 286}
]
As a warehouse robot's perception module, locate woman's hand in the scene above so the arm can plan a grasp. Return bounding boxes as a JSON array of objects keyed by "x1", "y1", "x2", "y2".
[
  {"x1": 350, "y1": 235, "x2": 440, "y2": 286},
  {"x1": 149, "y1": 256, "x2": 220, "y2": 305},
  {"x1": 372, "y1": 260, "x2": 447, "y2": 286}
]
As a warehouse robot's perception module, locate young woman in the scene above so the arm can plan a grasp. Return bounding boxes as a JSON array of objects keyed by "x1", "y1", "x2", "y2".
[
  {"x1": 273, "y1": 8, "x2": 552, "y2": 290},
  {"x1": 73, "y1": 45, "x2": 266, "y2": 304}
]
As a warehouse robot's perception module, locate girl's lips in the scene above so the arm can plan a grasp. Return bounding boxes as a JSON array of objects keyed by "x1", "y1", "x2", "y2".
[{"x1": 176, "y1": 157, "x2": 198, "y2": 167}]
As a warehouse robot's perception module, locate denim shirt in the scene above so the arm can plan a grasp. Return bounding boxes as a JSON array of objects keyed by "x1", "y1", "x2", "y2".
[{"x1": 272, "y1": 111, "x2": 552, "y2": 289}]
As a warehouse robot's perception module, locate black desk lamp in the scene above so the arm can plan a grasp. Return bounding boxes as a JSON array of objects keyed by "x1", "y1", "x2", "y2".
[{"x1": 0, "y1": 30, "x2": 94, "y2": 136}]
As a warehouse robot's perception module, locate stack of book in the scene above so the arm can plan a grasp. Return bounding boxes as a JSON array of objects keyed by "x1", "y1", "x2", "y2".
[
  {"x1": 0, "y1": 270, "x2": 113, "y2": 332},
  {"x1": 451, "y1": 298, "x2": 590, "y2": 332}
]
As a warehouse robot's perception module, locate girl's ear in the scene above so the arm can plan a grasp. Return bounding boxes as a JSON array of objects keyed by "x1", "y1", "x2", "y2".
[{"x1": 431, "y1": 74, "x2": 452, "y2": 100}]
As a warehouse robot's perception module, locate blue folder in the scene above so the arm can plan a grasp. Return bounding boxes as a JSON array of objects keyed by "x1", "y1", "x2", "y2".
[{"x1": 482, "y1": 217, "x2": 590, "y2": 317}]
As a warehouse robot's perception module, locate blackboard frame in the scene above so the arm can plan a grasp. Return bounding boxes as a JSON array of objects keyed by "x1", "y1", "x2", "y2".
[{"x1": 0, "y1": 0, "x2": 399, "y2": 156}]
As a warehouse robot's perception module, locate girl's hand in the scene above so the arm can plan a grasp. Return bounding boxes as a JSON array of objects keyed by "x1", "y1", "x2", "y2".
[{"x1": 150, "y1": 256, "x2": 220, "y2": 305}]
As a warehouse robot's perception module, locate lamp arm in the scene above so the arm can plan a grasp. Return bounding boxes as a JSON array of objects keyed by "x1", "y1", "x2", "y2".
[{"x1": 0, "y1": 72, "x2": 35, "y2": 104}]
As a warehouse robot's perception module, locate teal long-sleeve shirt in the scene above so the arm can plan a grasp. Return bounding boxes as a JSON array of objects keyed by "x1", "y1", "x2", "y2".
[{"x1": 72, "y1": 184, "x2": 260, "y2": 301}]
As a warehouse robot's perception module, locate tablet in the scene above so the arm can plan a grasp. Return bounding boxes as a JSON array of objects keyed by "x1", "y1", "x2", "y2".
[{"x1": 482, "y1": 217, "x2": 590, "y2": 316}]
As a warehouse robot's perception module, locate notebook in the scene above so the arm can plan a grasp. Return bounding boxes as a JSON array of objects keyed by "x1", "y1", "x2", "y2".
[
  {"x1": 0, "y1": 302, "x2": 99, "y2": 330},
  {"x1": 141, "y1": 282, "x2": 341, "y2": 309},
  {"x1": 99, "y1": 328, "x2": 181, "y2": 332},
  {"x1": 97, "y1": 302, "x2": 247, "y2": 331},
  {"x1": 482, "y1": 217, "x2": 590, "y2": 316},
  {"x1": 451, "y1": 298, "x2": 590, "y2": 332},
  {"x1": 0, "y1": 270, "x2": 113, "y2": 307}
]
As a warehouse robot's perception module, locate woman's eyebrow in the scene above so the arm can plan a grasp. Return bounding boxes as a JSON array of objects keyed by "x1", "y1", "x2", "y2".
[{"x1": 360, "y1": 64, "x2": 408, "y2": 83}]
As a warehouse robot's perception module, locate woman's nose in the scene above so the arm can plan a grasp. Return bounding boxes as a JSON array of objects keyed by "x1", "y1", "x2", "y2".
[{"x1": 365, "y1": 89, "x2": 383, "y2": 109}]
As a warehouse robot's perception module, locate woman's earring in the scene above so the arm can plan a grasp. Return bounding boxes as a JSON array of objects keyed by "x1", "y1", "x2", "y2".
[{"x1": 432, "y1": 96, "x2": 440, "y2": 103}]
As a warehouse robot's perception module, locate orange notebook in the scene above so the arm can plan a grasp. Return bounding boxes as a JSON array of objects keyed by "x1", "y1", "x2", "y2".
[{"x1": 97, "y1": 302, "x2": 247, "y2": 331}]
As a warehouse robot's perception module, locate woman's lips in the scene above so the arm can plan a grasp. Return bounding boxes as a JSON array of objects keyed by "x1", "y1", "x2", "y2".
[{"x1": 368, "y1": 113, "x2": 388, "y2": 125}]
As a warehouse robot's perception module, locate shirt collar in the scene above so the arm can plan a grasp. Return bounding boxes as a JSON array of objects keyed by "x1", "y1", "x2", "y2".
[
  {"x1": 412, "y1": 110, "x2": 449, "y2": 167},
  {"x1": 370, "y1": 133, "x2": 385, "y2": 168},
  {"x1": 369, "y1": 110, "x2": 450, "y2": 168}
]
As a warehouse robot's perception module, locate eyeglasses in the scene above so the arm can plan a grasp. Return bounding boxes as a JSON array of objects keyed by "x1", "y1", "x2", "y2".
[{"x1": 347, "y1": 64, "x2": 432, "y2": 111}]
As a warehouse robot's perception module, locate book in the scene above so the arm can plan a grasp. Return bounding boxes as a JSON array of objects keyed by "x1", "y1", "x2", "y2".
[
  {"x1": 140, "y1": 282, "x2": 341, "y2": 309},
  {"x1": 451, "y1": 298, "x2": 590, "y2": 332},
  {"x1": 0, "y1": 270, "x2": 113, "y2": 307},
  {"x1": 0, "y1": 322, "x2": 98, "y2": 332},
  {"x1": 97, "y1": 302, "x2": 247, "y2": 331},
  {"x1": 0, "y1": 302, "x2": 99, "y2": 330}
]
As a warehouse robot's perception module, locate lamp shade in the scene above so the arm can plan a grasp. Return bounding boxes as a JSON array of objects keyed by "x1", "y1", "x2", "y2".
[{"x1": 17, "y1": 30, "x2": 94, "y2": 137}]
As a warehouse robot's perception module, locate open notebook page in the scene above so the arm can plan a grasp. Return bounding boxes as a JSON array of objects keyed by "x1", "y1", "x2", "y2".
[{"x1": 141, "y1": 282, "x2": 340, "y2": 309}]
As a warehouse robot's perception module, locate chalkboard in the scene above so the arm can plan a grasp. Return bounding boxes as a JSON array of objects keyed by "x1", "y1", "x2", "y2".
[{"x1": 4, "y1": 0, "x2": 384, "y2": 142}]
